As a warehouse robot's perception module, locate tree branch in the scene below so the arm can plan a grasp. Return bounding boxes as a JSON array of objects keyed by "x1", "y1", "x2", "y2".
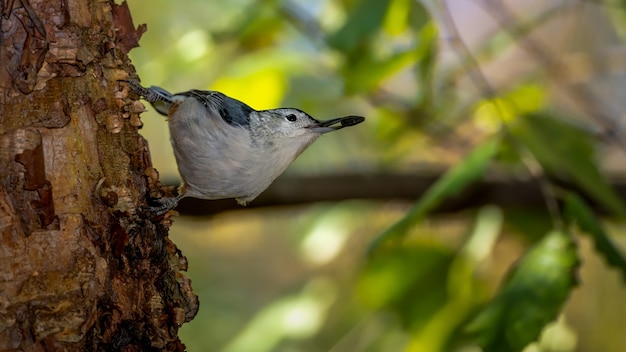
[{"x1": 173, "y1": 171, "x2": 626, "y2": 216}]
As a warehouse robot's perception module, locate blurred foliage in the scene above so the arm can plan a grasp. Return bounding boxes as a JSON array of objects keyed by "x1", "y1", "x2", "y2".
[
  {"x1": 463, "y1": 231, "x2": 578, "y2": 352},
  {"x1": 370, "y1": 137, "x2": 499, "y2": 252},
  {"x1": 564, "y1": 193, "x2": 626, "y2": 282},
  {"x1": 509, "y1": 112, "x2": 626, "y2": 218},
  {"x1": 126, "y1": 0, "x2": 626, "y2": 351}
]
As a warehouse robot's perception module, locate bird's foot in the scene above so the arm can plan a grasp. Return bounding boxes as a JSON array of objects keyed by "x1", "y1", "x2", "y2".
[{"x1": 148, "y1": 194, "x2": 184, "y2": 216}]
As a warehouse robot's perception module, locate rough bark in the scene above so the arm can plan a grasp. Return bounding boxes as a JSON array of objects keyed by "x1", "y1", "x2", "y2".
[{"x1": 0, "y1": 0, "x2": 198, "y2": 350}]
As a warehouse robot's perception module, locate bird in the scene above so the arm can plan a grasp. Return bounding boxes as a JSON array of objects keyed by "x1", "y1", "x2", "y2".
[{"x1": 124, "y1": 80, "x2": 365, "y2": 213}]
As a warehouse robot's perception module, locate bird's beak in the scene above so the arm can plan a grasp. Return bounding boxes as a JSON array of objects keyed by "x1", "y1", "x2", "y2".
[{"x1": 307, "y1": 115, "x2": 365, "y2": 134}]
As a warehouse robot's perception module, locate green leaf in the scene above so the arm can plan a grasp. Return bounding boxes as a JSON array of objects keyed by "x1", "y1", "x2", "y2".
[
  {"x1": 564, "y1": 192, "x2": 626, "y2": 282},
  {"x1": 510, "y1": 112, "x2": 626, "y2": 218},
  {"x1": 414, "y1": 21, "x2": 438, "y2": 90},
  {"x1": 341, "y1": 20, "x2": 437, "y2": 95},
  {"x1": 407, "y1": 0, "x2": 431, "y2": 32},
  {"x1": 369, "y1": 137, "x2": 499, "y2": 253},
  {"x1": 344, "y1": 49, "x2": 419, "y2": 94},
  {"x1": 327, "y1": 0, "x2": 390, "y2": 52},
  {"x1": 464, "y1": 231, "x2": 579, "y2": 352}
]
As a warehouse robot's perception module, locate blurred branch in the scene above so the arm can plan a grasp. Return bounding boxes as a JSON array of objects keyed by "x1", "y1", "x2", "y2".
[
  {"x1": 476, "y1": 0, "x2": 626, "y2": 149},
  {"x1": 440, "y1": 1, "x2": 565, "y2": 92},
  {"x1": 438, "y1": 1, "x2": 497, "y2": 99},
  {"x1": 171, "y1": 171, "x2": 626, "y2": 216},
  {"x1": 278, "y1": 0, "x2": 325, "y2": 46},
  {"x1": 438, "y1": 1, "x2": 567, "y2": 225}
]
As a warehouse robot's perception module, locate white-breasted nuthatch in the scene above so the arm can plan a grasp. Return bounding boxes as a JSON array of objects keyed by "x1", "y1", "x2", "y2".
[{"x1": 124, "y1": 80, "x2": 365, "y2": 212}]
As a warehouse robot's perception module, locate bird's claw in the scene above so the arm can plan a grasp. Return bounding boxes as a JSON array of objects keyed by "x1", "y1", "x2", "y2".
[{"x1": 147, "y1": 194, "x2": 183, "y2": 216}]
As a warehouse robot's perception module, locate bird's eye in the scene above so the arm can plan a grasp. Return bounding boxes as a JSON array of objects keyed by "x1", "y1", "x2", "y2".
[{"x1": 286, "y1": 114, "x2": 297, "y2": 122}]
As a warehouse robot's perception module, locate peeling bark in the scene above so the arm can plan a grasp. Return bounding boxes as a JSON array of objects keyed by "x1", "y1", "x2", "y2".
[{"x1": 0, "y1": 0, "x2": 198, "y2": 350}]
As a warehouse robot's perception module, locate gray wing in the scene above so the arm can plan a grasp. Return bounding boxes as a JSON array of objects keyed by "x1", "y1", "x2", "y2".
[{"x1": 185, "y1": 90, "x2": 254, "y2": 127}]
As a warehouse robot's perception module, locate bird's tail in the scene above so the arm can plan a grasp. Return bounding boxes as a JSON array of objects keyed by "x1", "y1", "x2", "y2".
[{"x1": 123, "y1": 80, "x2": 174, "y2": 117}]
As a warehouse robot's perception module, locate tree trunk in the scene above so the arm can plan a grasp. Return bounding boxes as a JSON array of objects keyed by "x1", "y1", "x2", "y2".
[{"x1": 0, "y1": 0, "x2": 198, "y2": 350}]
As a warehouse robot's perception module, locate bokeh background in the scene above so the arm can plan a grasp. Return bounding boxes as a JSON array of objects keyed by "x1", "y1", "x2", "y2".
[{"x1": 126, "y1": 0, "x2": 626, "y2": 351}]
